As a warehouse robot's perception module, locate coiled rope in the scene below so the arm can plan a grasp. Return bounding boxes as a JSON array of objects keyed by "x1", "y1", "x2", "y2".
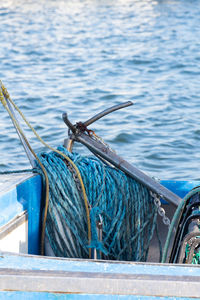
[
  {"x1": 0, "y1": 82, "x2": 159, "y2": 261},
  {"x1": 0, "y1": 81, "x2": 91, "y2": 257},
  {"x1": 38, "y1": 146, "x2": 158, "y2": 261}
]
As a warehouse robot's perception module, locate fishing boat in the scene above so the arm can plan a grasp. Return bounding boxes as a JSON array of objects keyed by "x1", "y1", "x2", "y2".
[{"x1": 0, "y1": 82, "x2": 200, "y2": 299}]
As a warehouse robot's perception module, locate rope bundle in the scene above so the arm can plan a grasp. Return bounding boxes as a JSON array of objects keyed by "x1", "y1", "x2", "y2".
[
  {"x1": 0, "y1": 81, "x2": 158, "y2": 261},
  {"x1": 38, "y1": 146, "x2": 158, "y2": 262}
]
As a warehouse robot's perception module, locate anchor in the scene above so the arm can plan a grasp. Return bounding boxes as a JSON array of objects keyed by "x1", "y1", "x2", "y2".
[{"x1": 62, "y1": 102, "x2": 181, "y2": 208}]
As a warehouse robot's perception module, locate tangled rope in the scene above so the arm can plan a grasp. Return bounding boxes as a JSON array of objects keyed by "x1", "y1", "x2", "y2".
[
  {"x1": 0, "y1": 81, "x2": 159, "y2": 261},
  {"x1": 0, "y1": 81, "x2": 92, "y2": 257},
  {"x1": 38, "y1": 146, "x2": 158, "y2": 261}
]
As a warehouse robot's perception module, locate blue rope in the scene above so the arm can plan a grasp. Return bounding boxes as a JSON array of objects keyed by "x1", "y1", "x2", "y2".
[{"x1": 37, "y1": 146, "x2": 158, "y2": 261}]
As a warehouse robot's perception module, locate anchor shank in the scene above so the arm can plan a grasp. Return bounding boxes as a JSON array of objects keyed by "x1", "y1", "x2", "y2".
[{"x1": 75, "y1": 132, "x2": 181, "y2": 207}]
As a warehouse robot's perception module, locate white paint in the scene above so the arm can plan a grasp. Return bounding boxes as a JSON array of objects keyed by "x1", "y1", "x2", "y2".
[
  {"x1": 0, "y1": 220, "x2": 28, "y2": 254},
  {"x1": 0, "y1": 173, "x2": 33, "y2": 195}
]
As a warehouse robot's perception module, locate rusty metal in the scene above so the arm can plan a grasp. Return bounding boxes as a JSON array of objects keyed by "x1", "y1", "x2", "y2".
[{"x1": 62, "y1": 103, "x2": 182, "y2": 207}]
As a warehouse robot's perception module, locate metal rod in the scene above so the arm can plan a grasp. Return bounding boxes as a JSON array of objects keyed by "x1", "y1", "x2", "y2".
[
  {"x1": 62, "y1": 113, "x2": 76, "y2": 133},
  {"x1": 74, "y1": 132, "x2": 182, "y2": 207},
  {"x1": 5, "y1": 98, "x2": 36, "y2": 167},
  {"x1": 62, "y1": 102, "x2": 181, "y2": 206},
  {"x1": 62, "y1": 101, "x2": 134, "y2": 152},
  {"x1": 84, "y1": 101, "x2": 133, "y2": 127}
]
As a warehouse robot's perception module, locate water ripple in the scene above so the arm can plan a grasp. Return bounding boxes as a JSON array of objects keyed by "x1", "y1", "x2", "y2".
[{"x1": 1, "y1": 0, "x2": 200, "y2": 180}]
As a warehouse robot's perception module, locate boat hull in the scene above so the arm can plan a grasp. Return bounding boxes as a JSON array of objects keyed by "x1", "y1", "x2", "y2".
[
  {"x1": 0, "y1": 173, "x2": 200, "y2": 298},
  {"x1": 0, "y1": 252, "x2": 200, "y2": 299}
]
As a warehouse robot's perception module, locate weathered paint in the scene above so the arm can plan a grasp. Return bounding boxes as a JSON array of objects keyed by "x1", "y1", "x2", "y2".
[
  {"x1": 0, "y1": 173, "x2": 42, "y2": 255},
  {"x1": 0, "y1": 259, "x2": 199, "y2": 297},
  {"x1": 0, "y1": 174, "x2": 200, "y2": 298},
  {"x1": 0, "y1": 174, "x2": 28, "y2": 227},
  {"x1": 0, "y1": 172, "x2": 200, "y2": 256},
  {"x1": 161, "y1": 180, "x2": 200, "y2": 203},
  {"x1": 0, "y1": 252, "x2": 200, "y2": 278},
  {"x1": 26, "y1": 174, "x2": 42, "y2": 254},
  {"x1": 0, "y1": 291, "x2": 195, "y2": 300},
  {"x1": 0, "y1": 219, "x2": 28, "y2": 253}
]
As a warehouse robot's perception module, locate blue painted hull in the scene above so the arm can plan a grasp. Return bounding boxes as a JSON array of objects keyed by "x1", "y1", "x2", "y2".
[
  {"x1": 0, "y1": 291, "x2": 195, "y2": 300},
  {"x1": 0, "y1": 173, "x2": 200, "y2": 299},
  {"x1": 0, "y1": 251, "x2": 199, "y2": 299}
]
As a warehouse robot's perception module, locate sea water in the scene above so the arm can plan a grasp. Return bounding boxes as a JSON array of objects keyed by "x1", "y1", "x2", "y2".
[{"x1": 0, "y1": 0, "x2": 200, "y2": 180}]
